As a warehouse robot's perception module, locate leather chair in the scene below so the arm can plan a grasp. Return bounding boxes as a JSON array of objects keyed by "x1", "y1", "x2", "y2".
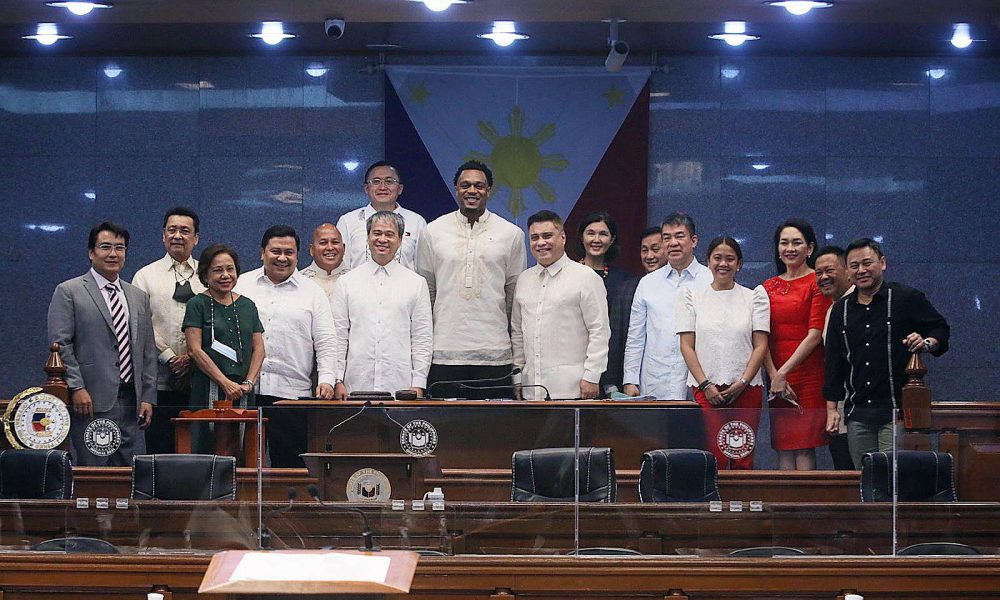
[
  {"x1": 131, "y1": 454, "x2": 236, "y2": 500},
  {"x1": 0, "y1": 449, "x2": 73, "y2": 499},
  {"x1": 860, "y1": 450, "x2": 956, "y2": 502},
  {"x1": 729, "y1": 546, "x2": 805, "y2": 557},
  {"x1": 32, "y1": 537, "x2": 119, "y2": 554},
  {"x1": 638, "y1": 449, "x2": 720, "y2": 503},
  {"x1": 511, "y1": 447, "x2": 616, "y2": 502},
  {"x1": 897, "y1": 542, "x2": 980, "y2": 556}
]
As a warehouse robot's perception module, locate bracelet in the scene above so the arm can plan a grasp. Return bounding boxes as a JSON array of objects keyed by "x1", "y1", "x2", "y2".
[
  {"x1": 739, "y1": 377, "x2": 748, "y2": 386},
  {"x1": 242, "y1": 380, "x2": 254, "y2": 388},
  {"x1": 697, "y1": 379, "x2": 713, "y2": 392}
]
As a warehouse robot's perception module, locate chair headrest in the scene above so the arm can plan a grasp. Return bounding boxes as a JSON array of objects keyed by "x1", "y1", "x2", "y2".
[
  {"x1": 131, "y1": 454, "x2": 236, "y2": 501},
  {"x1": 511, "y1": 447, "x2": 616, "y2": 502},
  {"x1": 639, "y1": 449, "x2": 720, "y2": 503},
  {"x1": 0, "y1": 449, "x2": 73, "y2": 500}
]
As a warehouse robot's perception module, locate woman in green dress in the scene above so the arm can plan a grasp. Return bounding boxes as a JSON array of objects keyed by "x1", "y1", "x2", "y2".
[{"x1": 184, "y1": 243, "x2": 265, "y2": 408}]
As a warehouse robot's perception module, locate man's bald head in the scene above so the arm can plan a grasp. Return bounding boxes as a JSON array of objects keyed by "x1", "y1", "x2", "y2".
[{"x1": 309, "y1": 223, "x2": 344, "y2": 273}]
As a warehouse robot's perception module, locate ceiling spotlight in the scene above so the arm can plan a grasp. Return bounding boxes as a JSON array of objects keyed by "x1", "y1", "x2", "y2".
[
  {"x1": 709, "y1": 22, "x2": 759, "y2": 46},
  {"x1": 45, "y1": 1, "x2": 112, "y2": 15},
  {"x1": 721, "y1": 66, "x2": 741, "y2": 79},
  {"x1": 22, "y1": 23, "x2": 71, "y2": 45},
  {"x1": 926, "y1": 68, "x2": 947, "y2": 80},
  {"x1": 765, "y1": 1, "x2": 832, "y2": 16},
  {"x1": 950, "y1": 23, "x2": 975, "y2": 49},
  {"x1": 604, "y1": 18, "x2": 629, "y2": 73},
  {"x1": 417, "y1": 0, "x2": 467, "y2": 12},
  {"x1": 250, "y1": 21, "x2": 295, "y2": 45},
  {"x1": 478, "y1": 21, "x2": 529, "y2": 47}
]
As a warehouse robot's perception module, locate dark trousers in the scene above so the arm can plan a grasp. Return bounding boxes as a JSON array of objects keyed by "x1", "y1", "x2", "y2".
[
  {"x1": 256, "y1": 394, "x2": 306, "y2": 468},
  {"x1": 427, "y1": 363, "x2": 514, "y2": 399},
  {"x1": 144, "y1": 390, "x2": 188, "y2": 454},
  {"x1": 69, "y1": 383, "x2": 141, "y2": 467},
  {"x1": 829, "y1": 433, "x2": 854, "y2": 470}
]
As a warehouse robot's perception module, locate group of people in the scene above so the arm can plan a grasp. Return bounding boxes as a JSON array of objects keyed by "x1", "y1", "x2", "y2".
[{"x1": 47, "y1": 159, "x2": 950, "y2": 473}]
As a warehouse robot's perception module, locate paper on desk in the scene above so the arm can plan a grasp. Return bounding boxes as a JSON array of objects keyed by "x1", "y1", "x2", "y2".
[{"x1": 229, "y1": 552, "x2": 391, "y2": 583}]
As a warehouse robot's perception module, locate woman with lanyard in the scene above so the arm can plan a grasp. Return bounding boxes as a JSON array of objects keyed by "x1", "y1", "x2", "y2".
[
  {"x1": 677, "y1": 236, "x2": 770, "y2": 470},
  {"x1": 184, "y1": 243, "x2": 265, "y2": 412}
]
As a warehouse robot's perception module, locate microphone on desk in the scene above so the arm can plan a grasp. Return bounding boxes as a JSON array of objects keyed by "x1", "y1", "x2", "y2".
[
  {"x1": 306, "y1": 484, "x2": 377, "y2": 552},
  {"x1": 261, "y1": 487, "x2": 305, "y2": 549},
  {"x1": 427, "y1": 366, "x2": 521, "y2": 399},
  {"x1": 504, "y1": 382, "x2": 552, "y2": 401}
]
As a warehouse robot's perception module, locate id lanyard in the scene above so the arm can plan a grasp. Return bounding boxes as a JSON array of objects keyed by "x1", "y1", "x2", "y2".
[{"x1": 208, "y1": 294, "x2": 244, "y2": 401}]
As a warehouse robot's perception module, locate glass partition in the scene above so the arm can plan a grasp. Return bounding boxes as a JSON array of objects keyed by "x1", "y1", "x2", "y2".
[
  {"x1": 574, "y1": 404, "x2": 892, "y2": 556},
  {"x1": 256, "y1": 401, "x2": 580, "y2": 555},
  {"x1": 892, "y1": 402, "x2": 1000, "y2": 557}
]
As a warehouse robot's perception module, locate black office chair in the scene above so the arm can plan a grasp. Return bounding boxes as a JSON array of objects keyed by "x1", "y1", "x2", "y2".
[
  {"x1": 511, "y1": 447, "x2": 616, "y2": 502},
  {"x1": 860, "y1": 450, "x2": 956, "y2": 502},
  {"x1": 897, "y1": 542, "x2": 980, "y2": 556},
  {"x1": 638, "y1": 449, "x2": 720, "y2": 503},
  {"x1": 729, "y1": 546, "x2": 805, "y2": 557},
  {"x1": 32, "y1": 537, "x2": 119, "y2": 554},
  {"x1": 566, "y1": 547, "x2": 643, "y2": 556},
  {"x1": 0, "y1": 449, "x2": 73, "y2": 499},
  {"x1": 130, "y1": 454, "x2": 236, "y2": 500}
]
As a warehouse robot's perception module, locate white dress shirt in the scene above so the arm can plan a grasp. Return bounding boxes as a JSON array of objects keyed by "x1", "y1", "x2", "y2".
[
  {"x1": 300, "y1": 262, "x2": 350, "y2": 305},
  {"x1": 511, "y1": 254, "x2": 610, "y2": 400},
  {"x1": 336, "y1": 204, "x2": 427, "y2": 271},
  {"x1": 416, "y1": 209, "x2": 526, "y2": 366},
  {"x1": 132, "y1": 254, "x2": 206, "y2": 390},
  {"x1": 331, "y1": 259, "x2": 433, "y2": 392},
  {"x1": 623, "y1": 260, "x2": 712, "y2": 399},
  {"x1": 233, "y1": 268, "x2": 337, "y2": 398},
  {"x1": 676, "y1": 284, "x2": 771, "y2": 387}
]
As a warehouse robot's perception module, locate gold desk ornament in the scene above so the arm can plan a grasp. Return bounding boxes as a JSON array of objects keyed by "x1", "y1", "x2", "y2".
[{"x1": 3, "y1": 386, "x2": 71, "y2": 449}]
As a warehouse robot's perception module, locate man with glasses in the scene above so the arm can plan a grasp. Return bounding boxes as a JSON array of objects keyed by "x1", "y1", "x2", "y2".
[
  {"x1": 416, "y1": 160, "x2": 526, "y2": 399},
  {"x1": 48, "y1": 222, "x2": 157, "y2": 465},
  {"x1": 132, "y1": 207, "x2": 205, "y2": 454},
  {"x1": 824, "y1": 238, "x2": 950, "y2": 468},
  {"x1": 336, "y1": 161, "x2": 427, "y2": 270}
]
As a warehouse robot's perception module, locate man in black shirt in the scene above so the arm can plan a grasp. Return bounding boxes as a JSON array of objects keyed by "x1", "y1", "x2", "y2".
[{"x1": 823, "y1": 238, "x2": 950, "y2": 469}]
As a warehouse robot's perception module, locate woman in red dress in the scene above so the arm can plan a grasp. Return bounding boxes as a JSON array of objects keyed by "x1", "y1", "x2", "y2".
[{"x1": 763, "y1": 219, "x2": 832, "y2": 470}]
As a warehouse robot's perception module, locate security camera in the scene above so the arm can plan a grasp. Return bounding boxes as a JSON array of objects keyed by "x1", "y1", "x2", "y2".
[
  {"x1": 605, "y1": 40, "x2": 629, "y2": 73},
  {"x1": 324, "y1": 18, "x2": 346, "y2": 39}
]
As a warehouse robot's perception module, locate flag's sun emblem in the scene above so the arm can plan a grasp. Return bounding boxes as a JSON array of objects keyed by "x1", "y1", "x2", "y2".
[{"x1": 468, "y1": 105, "x2": 569, "y2": 216}]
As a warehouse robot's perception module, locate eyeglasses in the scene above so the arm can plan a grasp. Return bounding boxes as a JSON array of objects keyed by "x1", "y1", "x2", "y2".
[
  {"x1": 96, "y1": 243, "x2": 127, "y2": 253},
  {"x1": 366, "y1": 177, "x2": 399, "y2": 187}
]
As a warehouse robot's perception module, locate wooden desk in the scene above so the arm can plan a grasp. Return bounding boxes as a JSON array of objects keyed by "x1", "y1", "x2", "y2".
[{"x1": 2, "y1": 500, "x2": 997, "y2": 557}]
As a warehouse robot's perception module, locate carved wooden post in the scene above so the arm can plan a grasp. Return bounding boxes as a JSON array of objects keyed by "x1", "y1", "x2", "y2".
[
  {"x1": 901, "y1": 353, "x2": 932, "y2": 450},
  {"x1": 41, "y1": 343, "x2": 69, "y2": 403}
]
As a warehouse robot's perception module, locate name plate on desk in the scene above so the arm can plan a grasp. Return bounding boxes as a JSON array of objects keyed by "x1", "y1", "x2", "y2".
[{"x1": 200, "y1": 549, "x2": 418, "y2": 595}]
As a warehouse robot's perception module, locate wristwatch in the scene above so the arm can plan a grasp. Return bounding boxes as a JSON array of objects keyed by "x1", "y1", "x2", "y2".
[{"x1": 923, "y1": 338, "x2": 933, "y2": 351}]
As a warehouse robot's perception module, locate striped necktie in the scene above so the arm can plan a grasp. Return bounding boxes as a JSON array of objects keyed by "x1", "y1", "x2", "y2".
[{"x1": 105, "y1": 284, "x2": 133, "y2": 383}]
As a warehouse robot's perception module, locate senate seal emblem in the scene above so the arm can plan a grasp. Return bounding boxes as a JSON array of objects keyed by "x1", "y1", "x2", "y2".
[
  {"x1": 346, "y1": 468, "x2": 391, "y2": 503},
  {"x1": 399, "y1": 419, "x2": 438, "y2": 457},
  {"x1": 716, "y1": 420, "x2": 756, "y2": 460},
  {"x1": 3, "y1": 387, "x2": 72, "y2": 450},
  {"x1": 84, "y1": 418, "x2": 121, "y2": 457}
]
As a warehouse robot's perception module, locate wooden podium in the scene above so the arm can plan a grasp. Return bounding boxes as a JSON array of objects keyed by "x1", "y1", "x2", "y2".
[
  {"x1": 301, "y1": 453, "x2": 441, "y2": 501},
  {"x1": 200, "y1": 549, "x2": 418, "y2": 597}
]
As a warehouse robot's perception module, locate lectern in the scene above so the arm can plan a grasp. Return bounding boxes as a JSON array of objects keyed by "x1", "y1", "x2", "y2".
[{"x1": 200, "y1": 549, "x2": 418, "y2": 598}]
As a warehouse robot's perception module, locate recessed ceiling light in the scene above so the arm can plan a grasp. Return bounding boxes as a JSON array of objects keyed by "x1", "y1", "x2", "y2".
[
  {"x1": 709, "y1": 22, "x2": 759, "y2": 46},
  {"x1": 478, "y1": 21, "x2": 529, "y2": 47},
  {"x1": 342, "y1": 160, "x2": 361, "y2": 171},
  {"x1": 103, "y1": 63, "x2": 123, "y2": 78},
  {"x1": 926, "y1": 68, "x2": 947, "y2": 80},
  {"x1": 950, "y1": 23, "x2": 980, "y2": 49},
  {"x1": 45, "y1": 1, "x2": 112, "y2": 16},
  {"x1": 305, "y1": 63, "x2": 328, "y2": 77},
  {"x1": 22, "y1": 23, "x2": 71, "y2": 45},
  {"x1": 250, "y1": 21, "x2": 295, "y2": 45},
  {"x1": 765, "y1": 1, "x2": 832, "y2": 16},
  {"x1": 411, "y1": 0, "x2": 467, "y2": 12}
]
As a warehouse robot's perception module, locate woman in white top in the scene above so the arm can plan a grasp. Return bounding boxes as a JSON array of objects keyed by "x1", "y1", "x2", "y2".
[{"x1": 677, "y1": 236, "x2": 770, "y2": 469}]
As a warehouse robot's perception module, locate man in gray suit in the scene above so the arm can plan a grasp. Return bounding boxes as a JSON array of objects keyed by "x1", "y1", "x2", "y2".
[{"x1": 48, "y1": 222, "x2": 157, "y2": 466}]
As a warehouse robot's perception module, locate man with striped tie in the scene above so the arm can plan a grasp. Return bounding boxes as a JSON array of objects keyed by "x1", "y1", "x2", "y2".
[{"x1": 48, "y1": 222, "x2": 157, "y2": 466}]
